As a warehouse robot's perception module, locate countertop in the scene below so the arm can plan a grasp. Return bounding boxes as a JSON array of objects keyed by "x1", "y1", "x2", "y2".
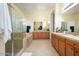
[
  {"x1": 51, "y1": 32, "x2": 79, "y2": 42},
  {"x1": 33, "y1": 30, "x2": 50, "y2": 32}
]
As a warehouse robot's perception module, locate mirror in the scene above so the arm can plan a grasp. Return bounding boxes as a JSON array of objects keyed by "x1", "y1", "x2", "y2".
[
  {"x1": 61, "y1": 21, "x2": 76, "y2": 33},
  {"x1": 33, "y1": 21, "x2": 50, "y2": 31},
  {"x1": 34, "y1": 22, "x2": 42, "y2": 31}
]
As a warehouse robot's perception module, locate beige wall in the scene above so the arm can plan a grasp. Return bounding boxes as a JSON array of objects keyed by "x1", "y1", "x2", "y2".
[
  {"x1": 24, "y1": 12, "x2": 51, "y2": 22},
  {"x1": 24, "y1": 12, "x2": 51, "y2": 31}
]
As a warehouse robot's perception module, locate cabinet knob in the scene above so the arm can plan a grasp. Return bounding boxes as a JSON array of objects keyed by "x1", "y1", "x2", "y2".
[{"x1": 75, "y1": 49, "x2": 79, "y2": 53}]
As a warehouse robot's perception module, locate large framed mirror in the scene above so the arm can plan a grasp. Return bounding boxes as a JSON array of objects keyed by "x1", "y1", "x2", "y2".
[{"x1": 34, "y1": 22, "x2": 43, "y2": 31}]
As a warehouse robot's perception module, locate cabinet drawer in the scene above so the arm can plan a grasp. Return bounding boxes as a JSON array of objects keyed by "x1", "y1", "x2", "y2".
[{"x1": 66, "y1": 39, "x2": 74, "y2": 46}]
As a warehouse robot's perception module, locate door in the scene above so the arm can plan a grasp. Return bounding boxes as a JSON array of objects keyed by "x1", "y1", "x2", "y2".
[{"x1": 10, "y1": 6, "x2": 23, "y2": 56}]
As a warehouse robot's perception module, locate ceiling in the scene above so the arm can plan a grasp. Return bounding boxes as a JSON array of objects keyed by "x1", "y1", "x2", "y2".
[
  {"x1": 14, "y1": 3, "x2": 55, "y2": 14},
  {"x1": 64, "y1": 4, "x2": 79, "y2": 13}
]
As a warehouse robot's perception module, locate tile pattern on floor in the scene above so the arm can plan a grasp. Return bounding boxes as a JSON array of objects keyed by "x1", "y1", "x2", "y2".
[{"x1": 22, "y1": 39, "x2": 59, "y2": 56}]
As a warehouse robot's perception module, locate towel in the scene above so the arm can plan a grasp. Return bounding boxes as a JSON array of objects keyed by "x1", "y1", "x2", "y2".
[
  {"x1": 0, "y1": 4, "x2": 4, "y2": 33},
  {"x1": 3, "y1": 3, "x2": 12, "y2": 43}
]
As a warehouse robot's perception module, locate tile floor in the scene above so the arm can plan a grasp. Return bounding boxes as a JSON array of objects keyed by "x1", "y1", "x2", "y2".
[{"x1": 22, "y1": 39, "x2": 59, "y2": 56}]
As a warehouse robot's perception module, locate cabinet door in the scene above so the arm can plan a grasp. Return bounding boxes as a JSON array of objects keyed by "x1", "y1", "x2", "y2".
[
  {"x1": 44, "y1": 32, "x2": 47, "y2": 39},
  {"x1": 38, "y1": 32, "x2": 43, "y2": 39},
  {"x1": 66, "y1": 44, "x2": 74, "y2": 56},
  {"x1": 59, "y1": 40, "x2": 65, "y2": 56},
  {"x1": 41, "y1": 32, "x2": 46, "y2": 39},
  {"x1": 51, "y1": 34, "x2": 55, "y2": 46},
  {"x1": 53, "y1": 35, "x2": 56, "y2": 47},
  {"x1": 52, "y1": 35, "x2": 56, "y2": 47},
  {"x1": 54, "y1": 37, "x2": 59, "y2": 52},
  {"x1": 75, "y1": 48, "x2": 79, "y2": 56},
  {"x1": 52, "y1": 39, "x2": 55, "y2": 47},
  {"x1": 74, "y1": 41, "x2": 79, "y2": 56},
  {"x1": 46, "y1": 32, "x2": 50, "y2": 39},
  {"x1": 38, "y1": 32, "x2": 40, "y2": 39}
]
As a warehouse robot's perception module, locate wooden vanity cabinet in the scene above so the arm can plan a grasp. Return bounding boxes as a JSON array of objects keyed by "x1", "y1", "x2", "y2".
[
  {"x1": 74, "y1": 48, "x2": 79, "y2": 56},
  {"x1": 51, "y1": 33, "x2": 79, "y2": 56},
  {"x1": 66, "y1": 39, "x2": 79, "y2": 56},
  {"x1": 65, "y1": 39, "x2": 79, "y2": 56},
  {"x1": 51, "y1": 34, "x2": 65, "y2": 56},
  {"x1": 59, "y1": 40, "x2": 65, "y2": 56},
  {"x1": 51, "y1": 34, "x2": 54, "y2": 46},
  {"x1": 58, "y1": 36, "x2": 66, "y2": 56},
  {"x1": 74, "y1": 42, "x2": 79, "y2": 56},
  {"x1": 51, "y1": 34, "x2": 59, "y2": 52},
  {"x1": 66, "y1": 39, "x2": 74, "y2": 56},
  {"x1": 33, "y1": 32, "x2": 50, "y2": 39},
  {"x1": 33, "y1": 32, "x2": 38, "y2": 39},
  {"x1": 38, "y1": 32, "x2": 42, "y2": 39},
  {"x1": 45, "y1": 32, "x2": 50, "y2": 39},
  {"x1": 53, "y1": 35, "x2": 59, "y2": 52}
]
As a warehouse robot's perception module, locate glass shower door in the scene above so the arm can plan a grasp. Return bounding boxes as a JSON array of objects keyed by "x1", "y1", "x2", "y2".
[{"x1": 8, "y1": 5, "x2": 23, "y2": 56}]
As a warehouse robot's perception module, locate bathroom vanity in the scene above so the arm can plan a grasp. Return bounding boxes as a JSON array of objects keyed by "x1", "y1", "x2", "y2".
[
  {"x1": 33, "y1": 31, "x2": 50, "y2": 39},
  {"x1": 51, "y1": 32, "x2": 79, "y2": 56}
]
